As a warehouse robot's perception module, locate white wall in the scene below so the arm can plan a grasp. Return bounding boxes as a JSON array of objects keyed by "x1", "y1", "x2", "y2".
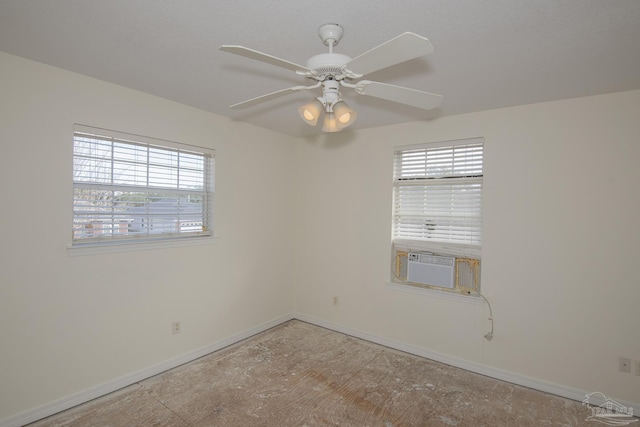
[
  {"x1": 294, "y1": 89, "x2": 640, "y2": 405},
  {"x1": 0, "y1": 52, "x2": 297, "y2": 421},
  {"x1": 2, "y1": 49, "x2": 639, "y2": 423}
]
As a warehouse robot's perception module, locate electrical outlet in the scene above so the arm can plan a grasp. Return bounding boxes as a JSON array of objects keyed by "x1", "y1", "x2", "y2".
[
  {"x1": 332, "y1": 296, "x2": 338, "y2": 305},
  {"x1": 172, "y1": 321, "x2": 181, "y2": 335},
  {"x1": 635, "y1": 361, "x2": 640, "y2": 377},
  {"x1": 619, "y1": 357, "x2": 631, "y2": 373}
]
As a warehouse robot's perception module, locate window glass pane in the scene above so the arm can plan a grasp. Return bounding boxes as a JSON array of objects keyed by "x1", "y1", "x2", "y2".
[
  {"x1": 148, "y1": 164, "x2": 178, "y2": 188},
  {"x1": 393, "y1": 140, "x2": 483, "y2": 247},
  {"x1": 72, "y1": 127, "x2": 213, "y2": 245}
]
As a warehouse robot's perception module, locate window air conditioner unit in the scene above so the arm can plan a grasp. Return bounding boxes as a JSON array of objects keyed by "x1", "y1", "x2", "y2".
[{"x1": 407, "y1": 253, "x2": 455, "y2": 288}]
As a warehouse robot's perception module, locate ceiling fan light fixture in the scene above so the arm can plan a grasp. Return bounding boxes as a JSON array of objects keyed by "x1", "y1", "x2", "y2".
[
  {"x1": 322, "y1": 113, "x2": 341, "y2": 133},
  {"x1": 298, "y1": 100, "x2": 323, "y2": 126},
  {"x1": 332, "y1": 101, "x2": 357, "y2": 129}
]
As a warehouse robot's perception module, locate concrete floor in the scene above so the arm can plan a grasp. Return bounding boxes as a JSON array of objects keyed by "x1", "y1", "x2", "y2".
[{"x1": 28, "y1": 320, "x2": 599, "y2": 426}]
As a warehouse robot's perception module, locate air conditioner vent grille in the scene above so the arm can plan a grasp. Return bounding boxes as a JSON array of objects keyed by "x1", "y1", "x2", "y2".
[{"x1": 407, "y1": 253, "x2": 455, "y2": 288}]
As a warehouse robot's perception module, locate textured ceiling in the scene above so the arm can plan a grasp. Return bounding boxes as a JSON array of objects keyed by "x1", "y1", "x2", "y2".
[{"x1": 1, "y1": 0, "x2": 639, "y2": 137}]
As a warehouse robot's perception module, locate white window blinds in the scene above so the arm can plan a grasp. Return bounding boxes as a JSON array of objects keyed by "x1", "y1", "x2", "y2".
[
  {"x1": 72, "y1": 125, "x2": 214, "y2": 244},
  {"x1": 393, "y1": 138, "x2": 483, "y2": 252}
]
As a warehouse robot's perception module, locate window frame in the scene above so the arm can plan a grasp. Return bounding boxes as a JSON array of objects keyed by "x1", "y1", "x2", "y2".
[
  {"x1": 391, "y1": 137, "x2": 483, "y2": 294},
  {"x1": 69, "y1": 125, "x2": 215, "y2": 255}
]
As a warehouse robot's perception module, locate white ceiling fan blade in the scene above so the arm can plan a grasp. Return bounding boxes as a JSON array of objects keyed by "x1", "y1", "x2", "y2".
[
  {"x1": 355, "y1": 81, "x2": 443, "y2": 110},
  {"x1": 345, "y1": 32, "x2": 434, "y2": 77},
  {"x1": 230, "y1": 85, "x2": 317, "y2": 109},
  {"x1": 220, "y1": 45, "x2": 311, "y2": 73}
]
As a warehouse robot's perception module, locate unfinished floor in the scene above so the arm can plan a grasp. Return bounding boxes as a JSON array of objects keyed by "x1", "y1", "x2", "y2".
[{"x1": 28, "y1": 320, "x2": 596, "y2": 426}]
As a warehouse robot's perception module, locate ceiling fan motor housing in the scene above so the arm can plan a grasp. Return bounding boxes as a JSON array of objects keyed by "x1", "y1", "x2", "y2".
[{"x1": 306, "y1": 53, "x2": 352, "y2": 79}]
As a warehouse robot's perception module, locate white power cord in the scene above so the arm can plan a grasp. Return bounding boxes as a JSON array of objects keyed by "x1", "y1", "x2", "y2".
[{"x1": 480, "y1": 294, "x2": 494, "y2": 341}]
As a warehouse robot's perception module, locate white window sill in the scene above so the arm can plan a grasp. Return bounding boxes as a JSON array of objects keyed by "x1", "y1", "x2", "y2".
[
  {"x1": 386, "y1": 282, "x2": 483, "y2": 304},
  {"x1": 67, "y1": 236, "x2": 219, "y2": 256}
]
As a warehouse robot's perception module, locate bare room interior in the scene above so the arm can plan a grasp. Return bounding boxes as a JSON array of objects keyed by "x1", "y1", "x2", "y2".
[{"x1": 0, "y1": 1, "x2": 639, "y2": 426}]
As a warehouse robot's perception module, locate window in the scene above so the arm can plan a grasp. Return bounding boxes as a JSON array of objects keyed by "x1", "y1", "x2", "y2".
[
  {"x1": 391, "y1": 138, "x2": 483, "y2": 294},
  {"x1": 72, "y1": 125, "x2": 214, "y2": 248}
]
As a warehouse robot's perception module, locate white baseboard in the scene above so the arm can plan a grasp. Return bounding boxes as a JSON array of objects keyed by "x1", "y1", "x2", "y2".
[
  {"x1": 293, "y1": 313, "x2": 640, "y2": 414},
  {"x1": 1, "y1": 313, "x2": 294, "y2": 427},
  {"x1": 4, "y1": 312, "x2": 637, "y2": 427}
]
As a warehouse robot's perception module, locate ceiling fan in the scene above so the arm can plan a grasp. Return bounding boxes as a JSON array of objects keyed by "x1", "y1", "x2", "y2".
[{"x1": 220, "y1": 24, "x2": 442, "y2": 132}]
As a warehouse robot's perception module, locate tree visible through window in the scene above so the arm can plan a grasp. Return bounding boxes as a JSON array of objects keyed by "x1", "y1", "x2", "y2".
[{"x1": 72, "y1": 125, "x2": 214, "y2": 245}]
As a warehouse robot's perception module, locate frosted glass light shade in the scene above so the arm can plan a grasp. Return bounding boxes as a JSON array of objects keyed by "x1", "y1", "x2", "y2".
[
  {"x1": 332, "y1": 101, "x2": 357, "y2": 129},
  {"x1": 322, "y1": 113, "x2": 341, "y2": 132},
  {"x1": 298, "y1": 100, "x2": 323, "y2": 126}
]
